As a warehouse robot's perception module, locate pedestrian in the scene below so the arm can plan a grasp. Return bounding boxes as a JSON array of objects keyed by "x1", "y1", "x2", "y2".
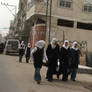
[
  {"x1": 25, "y1": 43, "x2": 31, "y2": 63},
  {"x1": 60, "y1": 40, "x2": 70, "y2": 81},
  {"x1": 57, "y1": 41, "x2": 63, "y2": 79},
  {"x1": 46, "y1": 38, "x2": 59, "y2": 82},
  {"x1": 19, "y1": 41, "x2": 25, "y2": 63},
  {"x1": 69, "y1": 42, "x2": 80, "y2": 81},
  {"x1": 0, "y1": 42, "x2": 5, "y2": 54},
  {"x1": 31, "y1": 40, "x2": 48, "y2": 84}
]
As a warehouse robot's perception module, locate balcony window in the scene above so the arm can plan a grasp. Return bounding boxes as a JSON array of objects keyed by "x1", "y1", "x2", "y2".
[{"x1": 59, "y1": 0, "x2": 72, "y2": 8}]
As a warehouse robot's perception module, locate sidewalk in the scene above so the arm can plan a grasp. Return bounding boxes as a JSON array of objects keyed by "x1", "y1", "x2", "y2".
[{"x1": 78, "y1": 65, "x2": 92, "y2": 74}]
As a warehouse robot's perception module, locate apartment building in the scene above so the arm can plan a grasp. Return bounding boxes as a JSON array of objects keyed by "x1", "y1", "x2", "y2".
[
  {"x1": 16, "y1": 0, "x2": 28, "y2": 42},
  {"x1": 25, "y1": 0, "x2": 92, "y2": 54}
]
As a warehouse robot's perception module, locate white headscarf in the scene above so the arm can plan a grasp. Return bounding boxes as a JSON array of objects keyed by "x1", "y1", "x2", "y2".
[
  {"x1": 63, "y1": 40, "x2": 69, "y2": 50},
  {"x1": 72, "y1": 41, "x2": 79, "y2": 51},
  {"x1": 35, "y1": 40, "x2": 46, "y2": 49},
  {"x1": 21, "y1": 41, "x2": 24, "y2": 45},
  {"x1": 51, "y1": 38, "x2": 58, "y2": 49},
  {"x1": 31, "y1": 40, "x2": 48, "y2": 61},
  {"x1": 27, "y1": 43, "x2": 31, "y2": 48},
  {"x1": 19, "y1": 41, "x2": 25, "y2": 49}
]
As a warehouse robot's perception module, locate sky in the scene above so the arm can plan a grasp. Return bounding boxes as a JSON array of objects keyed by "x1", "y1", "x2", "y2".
[{"x1": 0, "y1": 0, "x2": 19, "y2": 37}]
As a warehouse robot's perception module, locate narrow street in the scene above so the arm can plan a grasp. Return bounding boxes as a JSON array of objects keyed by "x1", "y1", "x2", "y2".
[{"x1": 0, "y1": 54, "x2": 92, "y2": 92}]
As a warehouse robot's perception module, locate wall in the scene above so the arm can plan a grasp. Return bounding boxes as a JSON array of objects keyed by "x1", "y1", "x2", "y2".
[{"x1": 30, "y1": 24, "x2": 46, "y2": 48}]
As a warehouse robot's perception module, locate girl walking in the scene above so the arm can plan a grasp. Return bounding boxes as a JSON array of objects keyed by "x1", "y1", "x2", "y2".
[
  {"x1": 69, "y1": 42, "x2": 80, "y2": 81},
  {"x1": 31, "y1": 40, "x2": 48, "y2": 84},
  {"x1": 25, "y1": 43, "x2": 31, "y2": 63}
]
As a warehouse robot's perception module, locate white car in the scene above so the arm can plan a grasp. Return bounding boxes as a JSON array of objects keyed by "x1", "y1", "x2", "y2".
[{"x1": 5, "y1": 39, "x2": 20, "y2": 55}]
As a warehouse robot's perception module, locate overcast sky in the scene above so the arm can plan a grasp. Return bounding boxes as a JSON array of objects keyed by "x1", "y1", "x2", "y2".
[{"x1": 0, "y1": 0, "x2": 19, "y2": 36}]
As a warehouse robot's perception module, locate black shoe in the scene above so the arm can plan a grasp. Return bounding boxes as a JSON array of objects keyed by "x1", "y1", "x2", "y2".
[
  {"x1": 71, "y1": 79, "x2": 76, "y2": 82},
  {"x1": 46, "y1": 76, "x2": 48, "y2": 79},
  {"x1": 62, "y1": 79, "x2": 68, "y2": 81},
  {"x1": 37, "y1": 81, "x2": 40, "y2": 84},
  {"x1": 57, "y1": 75, "x2": 59, "y2": 79},
  {"x1": 48, "y1": 79, "x2": 53, "y2": 82}
]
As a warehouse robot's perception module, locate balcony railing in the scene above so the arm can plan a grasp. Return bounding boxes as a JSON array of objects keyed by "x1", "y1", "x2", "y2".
[{"x1": 27, "y1": 0, "x2": 46, "y2": 11}]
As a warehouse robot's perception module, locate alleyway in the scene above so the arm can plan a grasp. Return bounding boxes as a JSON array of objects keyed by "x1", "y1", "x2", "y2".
[{"x1": 0, "y1": 54, "x2": 92, "y2": 92}]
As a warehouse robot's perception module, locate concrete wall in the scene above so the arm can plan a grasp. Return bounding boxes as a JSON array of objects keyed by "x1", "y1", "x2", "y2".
[{"x1": 47, "y1": 16, "x2": 92, "y2": 52}]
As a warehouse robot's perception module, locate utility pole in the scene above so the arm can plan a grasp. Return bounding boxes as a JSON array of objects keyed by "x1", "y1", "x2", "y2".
[
  {"x1": 1, "y1": 2, "x2": 17, "y2": 17},
  {"x1": 48, "y1": 0, "x2": 52, "y2": 44},
  {"x1": 46, "y1": 0, "x2": 49, "y2": 31},
  {"x1": 63, "y1": 31, "x2": 65, "y2": 43}
]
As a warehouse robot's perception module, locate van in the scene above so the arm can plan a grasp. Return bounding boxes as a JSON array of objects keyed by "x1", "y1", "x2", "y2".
[{"x1": 5, "y1": 39, "x2": 20, "y2": 55}]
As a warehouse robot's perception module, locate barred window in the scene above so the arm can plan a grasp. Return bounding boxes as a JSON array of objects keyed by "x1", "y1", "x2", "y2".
[
  {"x1": 59, "y1": 0, "x2": 72, "y2": 8},
  {"x1": 84, "y1": 4, "x2": 92, "y2": 12}
]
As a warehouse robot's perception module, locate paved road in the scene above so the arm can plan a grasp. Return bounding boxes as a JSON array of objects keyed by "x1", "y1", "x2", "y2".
[
  {"x1": 0, "y1": 54, "x2": 92, "y2": 92},
  {"x1": 0, "y1": 54, "x2": 22, "y2": 92}
]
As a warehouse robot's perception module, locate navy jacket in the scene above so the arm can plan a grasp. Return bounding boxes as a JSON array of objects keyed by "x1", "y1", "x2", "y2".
[
  {"x1": 25, "y1": 47, "x2": 31, "y2": 57},
  {"x1": 69, "y1": 48, "x2": 80, "y2": 69},
  {"x1": 59, "y1": 47, "x2": 70, "y2": 68},
  {"x1": 33, "y1": 48, "x2": 44, "y2": 68}
]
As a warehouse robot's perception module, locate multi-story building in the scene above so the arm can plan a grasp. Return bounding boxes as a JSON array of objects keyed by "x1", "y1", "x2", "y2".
[
  {"x1": 17, "y1": 0, "x2": 28, "y2": 42},
  {"x1": 25, "y1": 0, "x2": 92, "y2": 66},
  {"x1": 26, "y1": 0, "x2": 92, "y2": 52},
  {"x1": 8, "y1": 20, "x2": 15, "y2": 38}
]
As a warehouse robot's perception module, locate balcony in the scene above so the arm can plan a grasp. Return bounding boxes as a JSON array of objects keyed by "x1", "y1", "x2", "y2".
[{"x1": 26, "y1": 0, "x2": 46, "y2": 20}]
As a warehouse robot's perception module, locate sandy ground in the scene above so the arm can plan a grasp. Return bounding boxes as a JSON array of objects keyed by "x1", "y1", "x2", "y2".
[{"x1": 0, "y1": 54, "x2": 92, "y2": 92}]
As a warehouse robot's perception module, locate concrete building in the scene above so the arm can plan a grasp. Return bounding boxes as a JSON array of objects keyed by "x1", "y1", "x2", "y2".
[
  {"x1": 26, "y1": 0, "x2": 92, "y2": 53},
  {"x1": 16, "y1": 0, "x2": 28, "y2": 42},
  {"x1": 8, "y1": 17, "x2": 18, "y2": 39},
  {"x1": 24, "y1": 0, "x2": 92, "y2": 66},
  {"x1": 8, "y1": 20, "x2": 15, "y2": 38}
]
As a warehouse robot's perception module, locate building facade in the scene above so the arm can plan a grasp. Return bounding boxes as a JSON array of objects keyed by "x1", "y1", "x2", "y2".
[
  {"x1": 22, "y1": 0, "x2": 92, "y2": 66},
  {"x1": 25, "y1": 0, "x2": 92, "y2": 53},
  {"x1": 16, "y1": 0, "x2": 28, "y2": 42}
]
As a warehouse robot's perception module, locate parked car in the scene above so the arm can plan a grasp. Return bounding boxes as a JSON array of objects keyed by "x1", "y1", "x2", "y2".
[{"x1": 5, "y1": 39, "x2": 20, "y2": 55}]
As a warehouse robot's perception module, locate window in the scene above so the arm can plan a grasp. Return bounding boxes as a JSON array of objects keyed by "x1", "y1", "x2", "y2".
[
  {"x1": 59, "y1": 0, "x2": 72, "y2": 8},
  {"x1": 77, "y1": 22, "x2": 92, "y2": 30},
  {"x1": 84, "y1": 4, "x2": 92, "y2": 12},
  {"x1": 57, "y1": 19, "x2": 74, "y2": 28}
]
